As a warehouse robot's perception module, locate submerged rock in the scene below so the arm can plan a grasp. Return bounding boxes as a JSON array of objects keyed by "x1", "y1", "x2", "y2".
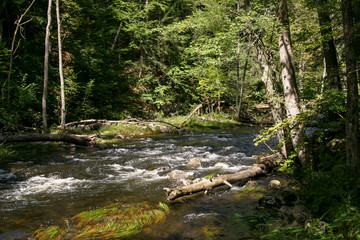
[
  {"x1": 213, "y1": 162, "x2": 230, "y2": 168},
  {"x1": 258, "y1": 196, "x2": 282, "y2": 209},
  {"x1": 245, "y1": 180, "x2": 259, "y2": 189},
  {"x1": 186, "y1": 158, "x2": 202, "y2": 168},
  {"x1": 168, "y1": 170, "x2": 195, "y2": 181},
  {"x1": 146, "y1": 164, "x2": 170, "y2": 172}
]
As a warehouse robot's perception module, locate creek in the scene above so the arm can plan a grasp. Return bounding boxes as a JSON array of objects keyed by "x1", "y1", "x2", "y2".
[{"x1": 0, "y1": 126, "x2": 277, "y2": 239}]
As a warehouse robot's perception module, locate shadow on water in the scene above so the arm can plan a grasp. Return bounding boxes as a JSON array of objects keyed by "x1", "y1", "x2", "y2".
[{"x1": 0, "y1": 126, "x2": 276, "y2": 239}]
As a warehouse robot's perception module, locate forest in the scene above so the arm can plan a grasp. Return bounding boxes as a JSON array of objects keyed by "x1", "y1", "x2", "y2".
[{"x1": 1, "y1": 0, "x2": 360, "y2": 238}]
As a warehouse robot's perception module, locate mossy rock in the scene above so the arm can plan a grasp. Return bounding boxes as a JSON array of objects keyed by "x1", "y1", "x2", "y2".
[{"x1": 34, "y1": 202, "x2": 169, "y2": 240}]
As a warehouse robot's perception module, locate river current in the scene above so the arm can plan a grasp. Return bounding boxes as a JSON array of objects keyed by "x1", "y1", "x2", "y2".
[{"x1": 0, "y1": 126, "x2": 275, "y2": 239}]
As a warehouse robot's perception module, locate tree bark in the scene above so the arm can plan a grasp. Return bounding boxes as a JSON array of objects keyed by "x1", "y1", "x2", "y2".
[
  {"x1": 164, "y1": 153, "x2": 283, "y2": 201},
  {"x1": 238, "y1": 34, "x2": 252, "y2": 116},
  {"x1": 42, "y1": 0, "x2": 52, "y2": 133},
  {"x1": 236, "y1": 35, "x2": 241, "y2": 118},
  {"x1": 278, "y1": 0, "x2": 308, "y2": 168},
  {"x1": 254, "y1": 40, "x2": 291, "y2": 159},
  {"x1": 56, "y1": 0, "x2": 66, "y2": 128},
  {"x1": 0, "y1": 134, "x2": 96, "y2": 146},
  {"x1": 342, "y1": 0, "x2": 360, "y2": 173},
  {"x1": 316, "y1": 0, "x2": 341, "y2": 91}
]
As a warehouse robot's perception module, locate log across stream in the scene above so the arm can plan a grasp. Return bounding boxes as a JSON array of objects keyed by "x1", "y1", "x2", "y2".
[{"x1": 164, "y1": 153, "x2": 283, "y2": 201}]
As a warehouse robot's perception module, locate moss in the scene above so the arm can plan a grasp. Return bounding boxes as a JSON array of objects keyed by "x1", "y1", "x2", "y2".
[
  {"x1": 234, "y1": 187, "x2": 266, "y2": 201},
  {"x1": 34, "y1": 202, "x2": 169, "y2": 240},
  {"x1": 202, "y1": 226, "x2": 221, "y2": 240}
]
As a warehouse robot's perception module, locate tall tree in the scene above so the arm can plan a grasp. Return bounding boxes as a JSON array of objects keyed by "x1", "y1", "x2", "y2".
[
  {"x1": 42, "y1": 0, "x2": 52, "y2": 133},
  {"x1": 56, "y1": 0, "x2": 65, "y2": 128},
  {"x1": 341, "y1": 0, "x2": 360, "y2": 173},
  {"x1": 278, "y1": 0, "x2": 308, "y2": 167},
  {"x1": 316, "y1": 0, "x2": 341, "y2": 91}
]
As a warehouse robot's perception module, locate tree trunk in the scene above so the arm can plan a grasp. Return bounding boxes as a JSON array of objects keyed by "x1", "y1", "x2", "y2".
[
  {"x1": 238, "y1": 34, "x2": 252, "y2": 115},
  {"x1": 4, "y1": 0, "x2": 35, "y2": 105},
  {"x1": 254, "y1": 40, "x2": 291, "y2": 159},
  {"x1": 316, "y1": 0, "x2": 341, "y2": 91},
  {"x1": 236, "y1": 35, "x2": 241, "y2": 118},
  {"x1": 353, "y1": 0, "x2": 360, "y2": 79},
  {"x1": 278, "y1": 0, "x2": 308, "y2": 168},
  {"x1": 178, "y1": 104, "x2": 203, "y2": 128},
  {"x1": 0, "y1": 134, "x2": 96, "y2": 146},
  {"x1": 56, "y1": 0, "x2": 66, "y2": 128},
  {"x1": 110, "y1": 22, "x2": 122, "y2": 51},
  {"x1": 42, "y1": 0, "x2": 52, "y2": 133},
  {"x1": 342, "y1": 0, "x2": 360, "y2": 173},
  {"x1": 164, "y1": 153, "x2": 283, "y2": 201}
]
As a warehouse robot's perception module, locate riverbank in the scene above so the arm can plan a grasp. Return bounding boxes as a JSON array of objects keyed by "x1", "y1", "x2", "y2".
[{"x1": 51, "y1": 114, "x2": 245, "y2": 139}]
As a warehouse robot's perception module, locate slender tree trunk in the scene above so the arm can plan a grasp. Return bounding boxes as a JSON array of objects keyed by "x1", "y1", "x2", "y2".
[
  {"x1": 238, "y1": 34, "x2": 252, "y2": 114},
  {"x1": 111, "y1": 22, "x2": 122, "y2": 51},
  {"x1": 56, "y1": 0, "x2": 65, "y2": 128},
  {"x1": 254, "y1": 41, "x2": 291, "y2": 158},
  {"x1": 316, "y1": 0, "x2": 341, "y2": 91},
  {"x1": 244, "y1": 0, "x2": 291, "y2": 158},
  {"x1": 353, "y1": 0, "x2": 360, "y2": 79},
  {"x1": 4, "y1": 0, "x2": 35, "y2": 105},
  {"x1": 42, "y1": 0, "x2": 52, "y2": 133},
  {"x1": 342, "y1": 0, "x2": 360, "y2": 173},
  {"x1": 278, "y1": 0, "x2": 308, "y2": 167},
  {"x1": 55, "y1": 0, "x2": 66, "y2": 128},
  {"x1": 235, "y1": 1, "x2": 241, "y2": 118},
  {"x1": 236, "y1": 35, "x2": 241, "y2": 118}
]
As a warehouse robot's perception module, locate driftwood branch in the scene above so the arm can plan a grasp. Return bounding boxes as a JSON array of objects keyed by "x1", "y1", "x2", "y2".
[
  {"x1": 164, "y1": 153, "x2": 283, "y2": 201},
  {"x1": 178, "y1": 104, "x2": 203, "y2": 128},
  {"x1": 0, "y1": 134, "x2": 96, "y2": 146}
]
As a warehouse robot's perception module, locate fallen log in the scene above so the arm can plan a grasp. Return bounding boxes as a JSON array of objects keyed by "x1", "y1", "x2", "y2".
[
  {"x1": 64, "y1": 119, "x2": 109, "y2": 127},
  {"x1": 164, "y1": 153, "x2": 283, "y2": 201},
  {"x1": 178, "y1": 104, "x2": 203, "y2": 128},
  {"x1": 0, "y1": 134, "x2": 97, "y2": 146}
]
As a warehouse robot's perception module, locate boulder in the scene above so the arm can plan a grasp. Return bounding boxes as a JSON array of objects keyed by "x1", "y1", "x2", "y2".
[
  {"x1": 168, "y1": 170, "x2": 195, "y2": 181},
  {"x1": 186, "y1": 158, "x2": 202, "y2": 168},
  {"x1": 268, "y1": 179, "x2": 282, "y2": 190}
]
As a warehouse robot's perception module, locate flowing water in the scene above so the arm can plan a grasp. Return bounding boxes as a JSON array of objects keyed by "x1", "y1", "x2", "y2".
[{"x1": 0, "y1": 126, "x2": 276, "y2": 239}]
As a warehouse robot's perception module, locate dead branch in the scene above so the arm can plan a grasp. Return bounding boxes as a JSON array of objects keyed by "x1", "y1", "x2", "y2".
[{"x1": 178, "y1": 104, "x2": 203, "y2": 128}]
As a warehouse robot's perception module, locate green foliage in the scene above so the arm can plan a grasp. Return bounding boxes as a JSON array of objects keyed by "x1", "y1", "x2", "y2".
[{"x1": 34, "y1": 202, "x2": 169, "y2": 240}]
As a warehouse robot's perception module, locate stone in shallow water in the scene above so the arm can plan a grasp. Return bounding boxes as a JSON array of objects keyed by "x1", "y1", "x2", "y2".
[
  {"x1": 168, "y1": 170, "x2": 195, "y2": 180},
  {"x1": 186, "y1": 158, "x2": 202, "y2": 168},
  {"x1": 268, "y1": 179, "x2": 282, "y2": 190},
  {"x1": 213, "y1": 162, "x2": 230, "y2": 168},
  {"x1": 258, "y1": 196, "x2": 282, "y2": 209}
]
